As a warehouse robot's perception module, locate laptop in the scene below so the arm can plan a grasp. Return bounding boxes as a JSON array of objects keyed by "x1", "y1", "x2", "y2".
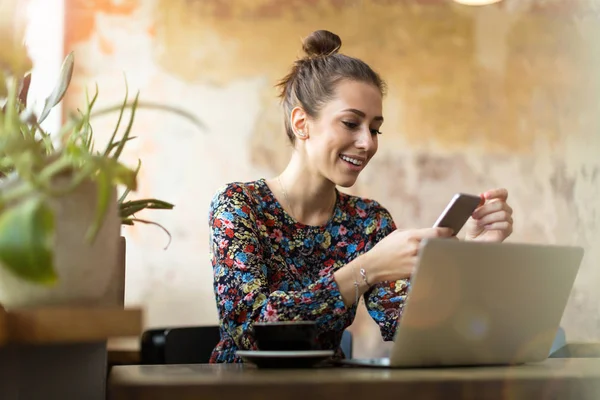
[{"x1": 342, "y1": 238, "x2": 584, "y2": 368}]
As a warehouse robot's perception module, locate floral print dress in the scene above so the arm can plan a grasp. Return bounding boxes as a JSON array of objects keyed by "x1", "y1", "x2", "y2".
[{"x1": 208, "y1": 178, "x2": 410, "y2": 363}]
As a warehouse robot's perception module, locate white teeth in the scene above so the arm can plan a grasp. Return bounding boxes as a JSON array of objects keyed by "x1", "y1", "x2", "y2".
[{"x1": 340, "y1": 155, "x2": 363, "y2": 166}]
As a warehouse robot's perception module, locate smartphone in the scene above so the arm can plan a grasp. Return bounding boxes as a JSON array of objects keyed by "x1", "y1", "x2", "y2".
[{"x1": 432, "y1": 193, "x2": 483, "y2": 236}]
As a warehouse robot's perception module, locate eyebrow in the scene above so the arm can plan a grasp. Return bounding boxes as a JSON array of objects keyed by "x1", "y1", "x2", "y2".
[{"x1": 342, "y1": 108, "x2": 384, "y2": 122}]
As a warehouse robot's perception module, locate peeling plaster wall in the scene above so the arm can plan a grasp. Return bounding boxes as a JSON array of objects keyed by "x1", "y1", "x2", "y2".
[{"x1": 63, "y1": 0, "x2": 600, "y2": 357}]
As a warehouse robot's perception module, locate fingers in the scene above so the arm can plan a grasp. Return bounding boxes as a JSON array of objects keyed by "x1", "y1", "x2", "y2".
[
  {"x1": 482, "y1": 188, "x2": 508, "y2": 202},
  {"x1": 472, "y1": 198, "x2": 513, "y2": 220},
  {"x1": 476, "y1": 210, "x2": 513, "y2": 227},
  {"x1": 413, "y1": 227, "x2": 454, "y2": 238},
  {"x1": 397, "y1": 227, "x2": 453, "y2": 257},
  {"x1": 481, "y1": 221, "x2": 513, "y2": 234},
  {"x1": 435, "y1": 227, "x2": 454, "y2": 237},
  {"x1": 407, "y1": 255, "x2": 419, "y2": 275}
]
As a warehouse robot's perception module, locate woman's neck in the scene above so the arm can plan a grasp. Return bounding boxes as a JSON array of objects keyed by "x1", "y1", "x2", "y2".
[{"x1": 273, "y1": 154, "x2": 337, "y2": 226}]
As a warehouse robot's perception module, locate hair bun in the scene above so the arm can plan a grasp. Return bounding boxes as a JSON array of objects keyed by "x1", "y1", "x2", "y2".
[{"x1": 302, "y1": 30, "x2": 342, "y2": 57}]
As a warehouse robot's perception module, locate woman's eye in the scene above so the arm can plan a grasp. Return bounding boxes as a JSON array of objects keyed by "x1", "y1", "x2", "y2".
[
  {"x1": 343, "y1": 121, "x2": 382, "y2": 135},
  {"x1": 342, "y1": 121, "x2": 358, "y2": 130}
]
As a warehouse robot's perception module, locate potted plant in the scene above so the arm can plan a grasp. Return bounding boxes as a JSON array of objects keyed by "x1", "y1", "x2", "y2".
[{"x1": 0, "y1": 40, "x2": 200, "y2": 308}]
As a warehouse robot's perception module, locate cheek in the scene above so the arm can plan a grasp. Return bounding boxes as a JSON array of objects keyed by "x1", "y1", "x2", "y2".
[
  {"x1": 317, "y1": 129, "x2": 345, "y2": 154},
  {"x1": 305, "y1": 135, "x2": 333, "y2": 164},
  {"x1": 305, "y1": 123, "x2": 348, "y2": 162},
  {"x1": 370, "y1": 136, "x2": 379, "y2": 157}
]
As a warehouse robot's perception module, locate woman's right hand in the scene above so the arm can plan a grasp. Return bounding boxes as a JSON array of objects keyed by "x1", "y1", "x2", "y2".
[{"x1": 364, "y1": 227, "x2": 454, "y2": 283}]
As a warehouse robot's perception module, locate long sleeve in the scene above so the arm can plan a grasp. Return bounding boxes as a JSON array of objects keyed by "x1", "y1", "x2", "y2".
[
  {"x1": 209, "y1": 184, "x2": 348, "y2": 351},
  {"x1": 363, "y1": 206, "x2": 410, "y2": 342}
]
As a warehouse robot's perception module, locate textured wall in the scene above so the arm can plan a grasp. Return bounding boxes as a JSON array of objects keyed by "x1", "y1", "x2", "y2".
[{"x1": 63, "y1": 0, "x2": 600, "y2": 357}]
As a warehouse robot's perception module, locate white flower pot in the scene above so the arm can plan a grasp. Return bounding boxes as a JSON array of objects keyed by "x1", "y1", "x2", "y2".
[{"x1": 0, "y1": 179, "x2": 121, "y2": 309}]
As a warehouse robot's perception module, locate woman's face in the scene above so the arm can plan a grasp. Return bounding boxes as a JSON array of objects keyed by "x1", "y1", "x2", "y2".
[{"x1": 303, "y1": 80, "x2": 383, "y2": 188}]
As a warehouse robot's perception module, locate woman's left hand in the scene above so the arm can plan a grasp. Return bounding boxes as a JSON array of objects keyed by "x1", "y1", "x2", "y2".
[{"x1": 464, "y1": 188, "x2": 513, "y2": 243}]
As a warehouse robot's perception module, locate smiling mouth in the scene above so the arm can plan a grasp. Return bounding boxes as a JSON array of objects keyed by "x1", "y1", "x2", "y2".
[{"x1": 339, "y1": 154, "x2": 364, "y2": 167}]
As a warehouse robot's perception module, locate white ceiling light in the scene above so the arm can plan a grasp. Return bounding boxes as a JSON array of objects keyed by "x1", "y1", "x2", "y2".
[{"x1": 453, "y1": 0, "x2": 503, "y2": 5}]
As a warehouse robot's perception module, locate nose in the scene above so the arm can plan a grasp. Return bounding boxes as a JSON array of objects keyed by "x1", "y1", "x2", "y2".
[{"x1": 355, "y1": 127, "x2": 376, "y2": 152}]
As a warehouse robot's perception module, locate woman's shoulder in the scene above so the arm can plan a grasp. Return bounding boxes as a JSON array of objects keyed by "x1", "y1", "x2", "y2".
[{"x1": 209, "y1": 179, "x2": 268, "y2": 211}]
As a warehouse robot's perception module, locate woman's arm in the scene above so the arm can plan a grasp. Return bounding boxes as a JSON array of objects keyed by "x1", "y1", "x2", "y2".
[
  {"x1": 360, "y1": 206, "x2": 408, "y2": 341},
  {"x1": 363, "y1": 279, "x2": 410, "y2": 341}
]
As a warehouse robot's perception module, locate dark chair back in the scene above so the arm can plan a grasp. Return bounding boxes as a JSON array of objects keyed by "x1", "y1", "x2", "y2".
[
  {"x1": 341, "y1": 329, "x2": 353, "y2": 358},
  {"x1": 141, "y1": 326, "x2": 221, "y2": 364}
]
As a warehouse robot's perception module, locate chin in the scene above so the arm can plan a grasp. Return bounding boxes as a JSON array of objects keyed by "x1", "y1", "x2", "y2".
[{"x1": 333, "y1": 176, "x2": 359, "y2": 188}]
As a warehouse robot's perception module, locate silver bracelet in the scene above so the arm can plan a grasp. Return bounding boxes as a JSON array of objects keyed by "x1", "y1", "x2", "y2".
[
  {"x1": 351, "y1": 264, "x2": 360, "y2": 305},
  {"x1": 359, "y1": 268, "x2": 371, "y2": 287}
]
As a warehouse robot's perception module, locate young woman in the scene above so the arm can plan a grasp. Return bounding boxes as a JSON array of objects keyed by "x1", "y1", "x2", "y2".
[{"x1": 208, "y1": 30, "x2": 514, "y2": 363}]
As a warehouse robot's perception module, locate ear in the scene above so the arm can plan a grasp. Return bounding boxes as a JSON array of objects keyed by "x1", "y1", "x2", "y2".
[{"x1": 290, "y1": 106, "x2": 309, "y2": 140}]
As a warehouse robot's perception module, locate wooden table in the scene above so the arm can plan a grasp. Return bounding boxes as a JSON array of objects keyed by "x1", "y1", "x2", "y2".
[
  {"x1": 0, "y1": 306, "x2": 141, "y2": 345},
  {"x1": 101, "y1": 341, "x2": 600, "y2": 368},
  {"x1": 109, "y1": 358, "x2": 600, "y2": 400},
  {"x1": 108, "y1": 337, "x2": 141, "y2": 366},
  {"x1": 551, "y1": 343, "x2": 600, "y2": 359},
  {"x1": 0, "y1": 306, "x2": 142, "y2": 400}
]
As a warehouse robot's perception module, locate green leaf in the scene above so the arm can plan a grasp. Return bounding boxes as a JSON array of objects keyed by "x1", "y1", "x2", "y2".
[
  {"x1": 105, "y1": 136, "x2": 137, "y2": 154},
  {"x1": 111, "y1": 91, "x2": 139, "y2": 161},
  {"x1": 117, "y1": 159, "x2": 141, "y2": 204},
  {"x1": 118, "y1": 198, "x2": 173, "y2": 219},
  {"x1": 0, "y1": 69, "x2": 7, "y2": 98},
  {"x1": 86, "y1": 168, "x2": 111, "y2": 242},
  {"x1": 0, "y1": 198, "x2": 57, "y2": 284},
  {"x1": 85, "y1": 156, "x2": 137, "y2": 242},
  {"x1": 119, "y1": 201, "x2": 147, "y2": 218},
  {"x1": 109, "y1": 159, "x2": 137, "y2": 191},
  {"x1": 38, "y1": 52, "x2": 74, "y2": 124},
  {"x1": 122, "y1": 198, "x2": 174, "y2": 211},
  {"x1": 3, "y1": 77, "x2": 18, "y2": 132},
  {"x1": 72, "y1": 83, "x2": 99, "y2": 153},
  {"x1": 103, "y1": 75, "x2": 129, "y2": 157}
]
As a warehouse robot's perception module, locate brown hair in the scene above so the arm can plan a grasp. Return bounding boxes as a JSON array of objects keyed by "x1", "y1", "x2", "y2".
[{"x1": 276, "y1": 30, "x2": 386, "y2": 143}]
